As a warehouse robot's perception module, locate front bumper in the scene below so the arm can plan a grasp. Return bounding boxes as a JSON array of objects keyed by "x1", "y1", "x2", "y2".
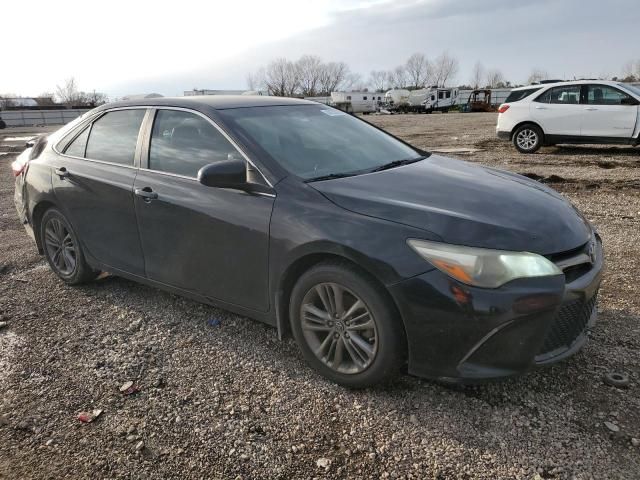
[{"x1": 389, "y1": 236, "x2": 603, "y2": 383}]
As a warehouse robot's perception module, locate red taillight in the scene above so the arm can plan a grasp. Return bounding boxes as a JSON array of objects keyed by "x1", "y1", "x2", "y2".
[
  {"x1": 11, "y1": 155, "x2": 28, "y2": 177},
  {"x1": 498, "y1": 104, "x2": 510, "y2": 114}
]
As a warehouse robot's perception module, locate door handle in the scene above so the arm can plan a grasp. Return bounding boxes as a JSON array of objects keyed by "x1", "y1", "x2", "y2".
[
  {"x1": 584, "y1": 107, "x2": 598, "y2": 111},
  {"x1": 535, "y1": 106, "x2": 547, "y2": 110},
  {"x1": 134, "y1": 187, "x2": 158, "y2": 201},
  {"x1": 54, "y1": 167, "x2": 69, "y2": 179}
]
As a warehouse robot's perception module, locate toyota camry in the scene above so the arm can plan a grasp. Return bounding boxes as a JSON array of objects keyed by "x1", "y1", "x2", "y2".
[{"x1": 13, "y1": 96, "x2": 603, "y2": 387}]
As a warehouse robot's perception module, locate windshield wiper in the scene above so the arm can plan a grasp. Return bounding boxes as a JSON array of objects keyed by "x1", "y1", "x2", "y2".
[
  {"x1": 305, "y1": 172, "x2": 360, "y2": 182},
  {"x1": 368, "y1": 156, "x2": 426, "y2": 173}
]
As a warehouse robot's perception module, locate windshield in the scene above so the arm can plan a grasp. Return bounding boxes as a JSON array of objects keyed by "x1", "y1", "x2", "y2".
[
  {"x1": 220, "y1": 105, "x2": 424, "y2": 180},
  {"x1": 619, "y1": 83, "x2": 640, "y2": 97}
]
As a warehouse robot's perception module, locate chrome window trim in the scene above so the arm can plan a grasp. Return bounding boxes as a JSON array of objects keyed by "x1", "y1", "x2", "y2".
[
  {"x1": 53, "y1": 106, "x2": 149, "y2": 169},
  {"x1": 146, "y1": 106, "x2": 274, "y2": 188}
]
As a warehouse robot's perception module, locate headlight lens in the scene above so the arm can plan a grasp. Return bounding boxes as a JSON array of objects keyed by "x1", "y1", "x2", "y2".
[{"x1": 407, "y1": 239, "x2": 562, "y2": 288}]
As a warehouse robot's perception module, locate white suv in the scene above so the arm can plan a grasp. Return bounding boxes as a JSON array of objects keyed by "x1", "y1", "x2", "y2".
[{"x1": 496, "y1": 80, "x2": 640, "y2": 153}]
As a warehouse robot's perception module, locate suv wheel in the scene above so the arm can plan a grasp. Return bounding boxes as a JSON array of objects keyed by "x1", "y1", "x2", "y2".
[
  {"x1": 290, "y1": 262, "x2": 406, "y2": 387},
  {"x1": 40, "y1": 208, "x2": 97, "y2": 284},
  {"x1": 513, "y1": 124, "x2": 543, "y2": 153}
]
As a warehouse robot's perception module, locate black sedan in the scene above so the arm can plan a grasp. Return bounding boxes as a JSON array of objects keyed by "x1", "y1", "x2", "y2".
[{"x1": 13, "y1": 96, "x2": 603, "y2": 387}]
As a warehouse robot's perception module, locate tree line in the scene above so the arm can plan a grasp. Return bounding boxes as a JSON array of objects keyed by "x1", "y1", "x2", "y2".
[
  {"x1": 247, "y1": 54, "x2": 640, "y2": 97},
  {"x1": 0, "y1": 77, "x2": 108, "y2": 109}
]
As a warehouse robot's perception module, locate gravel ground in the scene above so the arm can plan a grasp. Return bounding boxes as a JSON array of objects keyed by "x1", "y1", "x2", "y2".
[{"x1": 1, "y1": 115, "x2": 639, "y2": 479}]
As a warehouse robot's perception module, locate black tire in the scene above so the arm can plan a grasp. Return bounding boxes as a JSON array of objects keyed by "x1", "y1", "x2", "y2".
[
  {"x1": 513, "y1": 124, "x2": 543, "y2": 153},
  {"x1": 40, "y1": 208, "x2": 97, "y2": 284},
  {"x1": 0, "y1": 119, "x2": 6, "y2": 129},
  {"x1": 289, "y1": 261, "x2": 406, "y2": 388}
]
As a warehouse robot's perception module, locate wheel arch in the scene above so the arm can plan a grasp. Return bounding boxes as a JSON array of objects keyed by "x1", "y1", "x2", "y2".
[
  {"x1": 275, "y1": 251, "x2": 405, "y2": 342},
  {"x1": 510, "y1": 121, "x2": 545, "y2": 141},
  {"x1": 31, "y1": 200, "x2": 58, "y2": 254}
]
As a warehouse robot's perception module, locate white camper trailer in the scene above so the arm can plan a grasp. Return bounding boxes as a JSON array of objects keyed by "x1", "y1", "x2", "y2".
[
  {"x1": 420, "y1": 87, "x2": 459, "y2": 113},
  {"x1": 330, "y1": 92, "x2": 382, "y2": 114},
  {"x1": 384, "y1": 89, "x2": 411, "y2": 110},
  {"x1": 385, "y1": 87, "x2": 458, "y2": 113}
]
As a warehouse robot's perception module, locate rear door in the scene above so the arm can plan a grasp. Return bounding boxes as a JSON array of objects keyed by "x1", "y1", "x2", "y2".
[
  {"x1": 52, "y1": 108, "x2": 147, "y2": 275},
  {"x1": 581, "y1": 84, "x2": 639, "y2": 138},
  {"x1": 133, "y1": 108, "x2": 274, "y2": 311},
  {"x1": 530, "y1": 85, "x2": 583, "y2": 136}
]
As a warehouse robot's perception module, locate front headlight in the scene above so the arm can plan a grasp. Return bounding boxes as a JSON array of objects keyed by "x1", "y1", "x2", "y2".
[{"x1": 407, "y1": 239, "x2": 562, "y2": 289}]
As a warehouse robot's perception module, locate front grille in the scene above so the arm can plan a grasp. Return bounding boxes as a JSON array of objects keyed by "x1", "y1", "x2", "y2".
[{"x1": 536, "y1": 292, "x2": 598, "y2": 358}]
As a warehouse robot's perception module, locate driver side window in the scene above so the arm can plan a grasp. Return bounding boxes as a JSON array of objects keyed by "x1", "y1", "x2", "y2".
[{"x1": 149, "y1": 109, "x2": 241, "y2": 177}]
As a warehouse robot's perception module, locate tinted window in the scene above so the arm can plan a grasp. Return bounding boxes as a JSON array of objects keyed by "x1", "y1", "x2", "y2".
[
  {"x1": 220, "y1": 105, "x2": 422, "y2": 180},
  {"x1": 64, "y1": 126, "x2": 90, "y2": 157},
  {"x1": 587, "y1": 85, "x2": 633, "y2": 105},
  {"x1": 86, "y1": 110, "x2": 145, "y2": 165},
  {"x1": 535, "y1": 85, "x2": 581, "y2": 104},
  {"x1": 505, "y1": 88, "x2": 541, "y2": 103},
  {"x1": 149, "y1": 109, "x2": 240, "y2": 177}
]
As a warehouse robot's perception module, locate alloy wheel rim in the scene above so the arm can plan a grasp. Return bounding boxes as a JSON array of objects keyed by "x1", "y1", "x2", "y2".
[
  {"x1": 44, "y1": 218, "x2": 76, "y2": 275},
  {"x1": 517, "y1": 129, "x2": 538, "y2": 150},
  {"x1": 300, "y1": 283, "x2": 378, "y2": 374}
]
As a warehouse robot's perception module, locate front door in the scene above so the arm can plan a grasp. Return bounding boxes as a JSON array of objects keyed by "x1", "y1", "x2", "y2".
[
  {"x1": 133, "y1": 108, "x2": 274, "y2": 311},
  {"x1": 52, "y1": 108, "x2": 147, "y2": 275},
  {"x1": 581, "y1": 84, "x2": 638, "y2": 138}
]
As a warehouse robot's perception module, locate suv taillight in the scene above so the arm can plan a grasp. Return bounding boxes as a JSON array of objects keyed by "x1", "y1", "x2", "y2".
[
  {"x1": 498, "y1": 104, "x2": 510, "y2": 114},
  {"x1": 11, "y1": 154, "x2": 29, "y2": 177}
]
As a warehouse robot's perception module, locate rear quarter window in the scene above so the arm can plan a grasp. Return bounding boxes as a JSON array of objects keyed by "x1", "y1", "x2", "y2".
[{"x1": 505, "y1": 88, "x2": 541, "y2": 103}]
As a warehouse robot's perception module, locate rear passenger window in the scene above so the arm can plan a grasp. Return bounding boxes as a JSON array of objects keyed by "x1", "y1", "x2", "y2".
[
  {"x1": 86, "y1": 109, "x2": 145, "y2": 165},
  {"x1": 64, "y1": 126, "x2": 90, "y2": 157},
  {"x1": 149, "y1": 109, "x2": 240, "y2": 177}
]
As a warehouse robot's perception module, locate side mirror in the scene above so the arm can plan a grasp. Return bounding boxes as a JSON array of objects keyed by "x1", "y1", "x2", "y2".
[{"x1": 197, "y1": 159, "x2": 247, "y2": 189}]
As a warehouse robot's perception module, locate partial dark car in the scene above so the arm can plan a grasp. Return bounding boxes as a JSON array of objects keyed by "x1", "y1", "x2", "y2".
[{"x1": 13, "y1": 96, "x2": 603, "y2": 387}]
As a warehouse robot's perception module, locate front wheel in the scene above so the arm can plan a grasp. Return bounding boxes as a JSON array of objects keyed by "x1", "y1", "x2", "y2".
[
  {"x1": 513, "y1": 124, "x2": 543, "y2": 153},
  {"x1": 289, "y1": 262, "x2": 406, "y2": 387},
  {"x1": 40, "y1": 208, "x2": 97, "y2": 284}
]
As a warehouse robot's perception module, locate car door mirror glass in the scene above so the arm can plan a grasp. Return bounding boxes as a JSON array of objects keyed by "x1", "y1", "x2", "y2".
[{"x1": 197, "y1": 159, "x2": 247, "y2": 189}]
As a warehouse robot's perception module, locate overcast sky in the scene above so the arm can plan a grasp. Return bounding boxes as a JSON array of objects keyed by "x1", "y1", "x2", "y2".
[{"x1": 3, "y1": 0, "x2": 639, "y2": 97}]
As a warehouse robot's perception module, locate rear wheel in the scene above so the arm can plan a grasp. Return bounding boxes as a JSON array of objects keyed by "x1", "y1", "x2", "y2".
[
  {"x1": 513, "y1": 124, "x2": 543, "y2": 153},
  {"x1": 40, "y1": 208, "x2": 97, "y2": 284},
  {"x1": 290, "y1": 262, "x2": 406, "y2": 387}
]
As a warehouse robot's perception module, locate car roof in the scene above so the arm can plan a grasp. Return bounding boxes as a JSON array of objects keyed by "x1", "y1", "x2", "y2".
[
  {"x1": 511, "y1": 80, "x2": 623, "y2": 91},
  {"x1": 99, "y1": 95, "x2": 318, "y2": 111}
]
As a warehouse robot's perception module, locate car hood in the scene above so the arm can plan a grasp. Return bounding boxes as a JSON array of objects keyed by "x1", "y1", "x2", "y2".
[{"x1": 310, "y1": 155, "x2": 592, "y2": 255}]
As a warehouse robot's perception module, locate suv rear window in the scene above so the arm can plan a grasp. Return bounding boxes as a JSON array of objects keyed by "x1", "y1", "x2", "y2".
[{"x1": 505, "y1": 88, "x2": 541, "y2": 103}]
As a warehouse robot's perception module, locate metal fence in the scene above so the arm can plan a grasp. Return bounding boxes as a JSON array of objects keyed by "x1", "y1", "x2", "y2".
[{"x1": 0, "y1": 109, "x2": 91, "y2": 127}]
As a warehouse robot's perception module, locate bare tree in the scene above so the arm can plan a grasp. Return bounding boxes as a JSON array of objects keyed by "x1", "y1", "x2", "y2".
[
  {"x1": 390, "y1": 66, "x2": 408, "y2": 89},
  {"x1": 82, "y1": 90, "x2": 109, "y2": 106},
  {"x1": 318, "y1": 61, "x2": 350, "y2": 95},
  {"x1": 431, "y1": 52, "x2": 459, "y2": 87},
  {"x1": 621, "y1": 60, "x2": 639, "y2": 81},
  {"x1": 55, "y1": 77, "x2": 82, "y2": 104},
  {"x1": 527, "y1": 68, "x2": 549, "y2": 85},
  {"x1": 471, "y1": 61, "x2": 484, "y2": 89},
  {"x1": 296, "y1": 55, "x2": 323, "y2": 96},
  {"x1": 246, "y1": 69, "x2": 265, "y2": 91},
  {"x1": 344, "y1": 72, "x2": 366, "y2": 91},
  {"x1": 263, "y1": 58, "x2": 300, "y2": 97},
  {"x1": 368, "y1": 70, "x2": 388, "y2": 92},
  {"x1": 405, "y1": 53, "x2": 431, "y2": 89},
  {"x1": 485, "y1": 68, "x2": 505, "y2": 88}
]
